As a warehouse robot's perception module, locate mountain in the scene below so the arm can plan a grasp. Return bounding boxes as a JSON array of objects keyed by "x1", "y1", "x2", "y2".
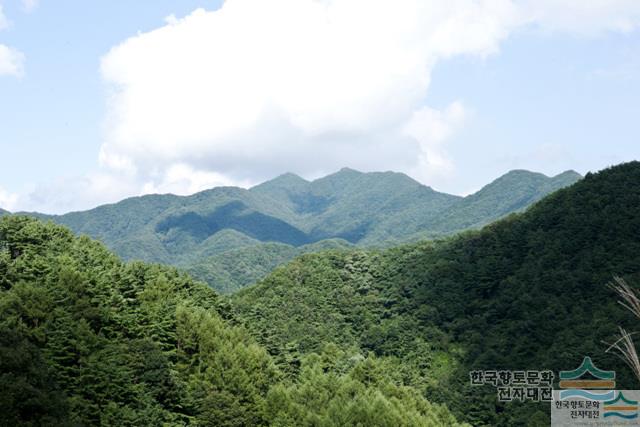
[
  {"x1": 232, "y1": 162, "x2": 640, "y2": 425},
  {"x1": 421, "y1": 169, "x2": 583, "y2": 234},
  {"x1": 0, "y1": 215, "x2": 465, "y2": 426},
  {"x1": 251, "y1": 168, "x2": 462, "y2": 243},
  {"x1": 32, "y1": 168, "x2": 580, "y2": 293},
  {"x1": 1, "y1": 162, "x2": 632, "y2": 425}
]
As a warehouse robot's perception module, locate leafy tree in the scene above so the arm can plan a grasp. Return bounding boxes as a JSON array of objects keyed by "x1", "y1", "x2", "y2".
[{"x1": 0, "y1": 216, "x2": 464, "y2": 425}]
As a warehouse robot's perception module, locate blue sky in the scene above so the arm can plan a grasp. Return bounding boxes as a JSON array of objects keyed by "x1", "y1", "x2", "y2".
[
  {"x1": 0, "y1": 0, "x2": 639, "y2": 213},
  {"x1": 429, "y1": 30, "x2": 640, "y2": 193},
  {"x1": 0, "y1": 0, "x2": 221, "y2": 209}
]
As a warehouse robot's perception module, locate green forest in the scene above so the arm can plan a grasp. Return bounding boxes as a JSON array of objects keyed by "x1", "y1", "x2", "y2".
[
  {"x1": 233, "y1": 162, "x2": 640, "y2": 425},
  {"x1": 0, "y1": 216, "x2": 464, "y2": 426},
  {"x1": 1, "y1": 162, "x2": 638, "y2": 425},
  {"x1": 15, "y1": 168, "x2": 580, "y2": 294}
]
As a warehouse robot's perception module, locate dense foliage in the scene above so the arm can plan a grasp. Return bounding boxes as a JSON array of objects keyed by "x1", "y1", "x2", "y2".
[
  {"x1": 25, "y1": 168, "x2": 579, "y2": 293},
  {"x1": 0, "y1": 216, "x2": 464, "y2": 426},
  {"x1": 233, "y1": 162, "x2": 640, "y2": 426},
  {"x1": 185, "y1": 239, "x2": 352, "y2": 294},
  {"x1": 421, "y1": 169, "x2": 581, "y2": 234},
  {"x1": 0, "y1": 162, "x2": 633, "y2": 425}
]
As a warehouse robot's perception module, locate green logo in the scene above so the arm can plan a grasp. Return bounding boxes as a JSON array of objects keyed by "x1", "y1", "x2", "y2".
[
  {"x1": 604, "y1": 392, "x2": 639, "y2": 420},
  {"x1": 559, "y1": 356, "x2": 616, "y2": 390}
]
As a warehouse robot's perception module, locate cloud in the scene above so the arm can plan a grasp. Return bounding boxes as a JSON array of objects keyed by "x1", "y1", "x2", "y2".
[
  {"x1": 0, "y1": 4, "x2": 26, "y2": 77},
  {"x1": 21, "y1": 0, "x2": 38, "y2": 13},
  {"x1": 11, "y1": 172, "x2": 141, "y2": 214},
  {"x1": 13, "y1": 0, "x2": 640, "y2": 213},
  {"x1": 141, "y1": 163, "x2": 253, "y2": 196},
  {"x1": 403, "y1": 101, "x2": 467, "y2": 181},
  {"x1": 0, "y1": 4, "x2": 10, "y2": 31},
  {"x1": 521, "y1": 0, "x2": 640, "y2": 36},
  {"x1": 0, "y1": 186, "x2": 17, "y2": 211},
  {"x1": 99, "y1": 0, "x2": 520, "y2": 197},
  {"x1": 0, "y1": 44, "x2": 24, "y2": 77}
]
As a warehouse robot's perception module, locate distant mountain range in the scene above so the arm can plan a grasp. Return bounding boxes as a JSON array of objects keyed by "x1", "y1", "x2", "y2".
[{"x1": 5, "y1": 167, "x2": 581, "y2": 292}]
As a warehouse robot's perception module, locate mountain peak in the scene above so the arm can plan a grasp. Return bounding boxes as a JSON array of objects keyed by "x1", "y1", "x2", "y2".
[
  {"x1": 500, "y1": 168, "x2": 582, "y2": 182},
  {"x1": 553, "y1": 169, "x2": 582, "y2": 180},
  {"x1": 472, "y1": 168, "x2": 581, "y2": 197},
  {"x1": 500, "y1": 169, "x2": 547, "y2": 179},
  {"x1": 317, "y1": 167, "x2": 429, "y2": 186},
  {"x1": 251, "y1": 172, "x2": 309, "y2": 193},
  {"x1": 338, "y1": 167, "x2": 360, "y2": 173},
  {"x1": 277, "y1": 172, "x2": 308, "y2": 181},
  {"x1": 269, "y1": 172, "x2": 309, "y2": 186},
  {"x1": 327, "y1": 167, "x2": 363, "y2": 178},
  {"x1": 428, "y1": 167, "x2": 582, "y2": 232}
]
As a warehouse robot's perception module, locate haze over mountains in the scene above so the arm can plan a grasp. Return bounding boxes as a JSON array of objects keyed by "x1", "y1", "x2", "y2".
[{"x1": 3, "y1": 167, "x2": 581, "y2": 292}]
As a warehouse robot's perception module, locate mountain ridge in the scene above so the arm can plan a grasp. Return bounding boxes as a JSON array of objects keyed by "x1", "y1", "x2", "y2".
[
  {"x1": 9, "y1": 167, "x2": 581, "y2": 292},
  {"x1": 419, "y1": 169, "x2": 584, "y2": 234}
]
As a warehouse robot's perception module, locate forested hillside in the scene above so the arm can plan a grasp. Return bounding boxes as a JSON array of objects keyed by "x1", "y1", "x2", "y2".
[
  {"x1": 0, "y1": 163, "x2": 634, "y2": 425},
  {"x1": 420, "y1": 169, "x2": 582, "y2": 234},
  {"x1": 233, "y1": 162, "x2": 640, "y2": 426},
  {"x1": 185, "y1": 239, "x2": 352, "y2": 293},
  {"x1": 0, "y1": 215, "x2": 465, "y2": 426},
  {"x1": 13, "y1": 168, "x2": 580, "y2": 293}
]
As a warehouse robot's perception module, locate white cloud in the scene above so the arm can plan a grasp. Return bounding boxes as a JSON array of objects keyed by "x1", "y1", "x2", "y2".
[
  {"x1": 13, "y1": 173, "x2": 141, "y2": 214},
  {"x1": 403, "y1": 101, "x2": 467, "y2": 181},
  {"x1": 0, "y1": 186, "x2": 17, "y2": 211},
  {"x1": 141, "y1": 163, "x2": 254, "y2": 196},
  {"x1": 521, "y1": 0, "x2": 640, "y2": 36},
  {"x1": 99, "y1": 0, "x2": 521, "y2": 197},
  {"x1": 164, "y1": 14, "x2": 178, "y2": 26},
  {"x1": 0, "y1": 44, "x2": 24, "y2": 77},
  {"x1": 12, "y1": 0, "x2": 640, "y2": 213},
  {"x1": 0, "y1": 4, "x2": 10, "y2": 30},
  {"x1": 22, "y1": 0, "x2": 38, "y2": 13},
  {"x1": 0, "y1": 4, "x2": 26, "y2": 77}
]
